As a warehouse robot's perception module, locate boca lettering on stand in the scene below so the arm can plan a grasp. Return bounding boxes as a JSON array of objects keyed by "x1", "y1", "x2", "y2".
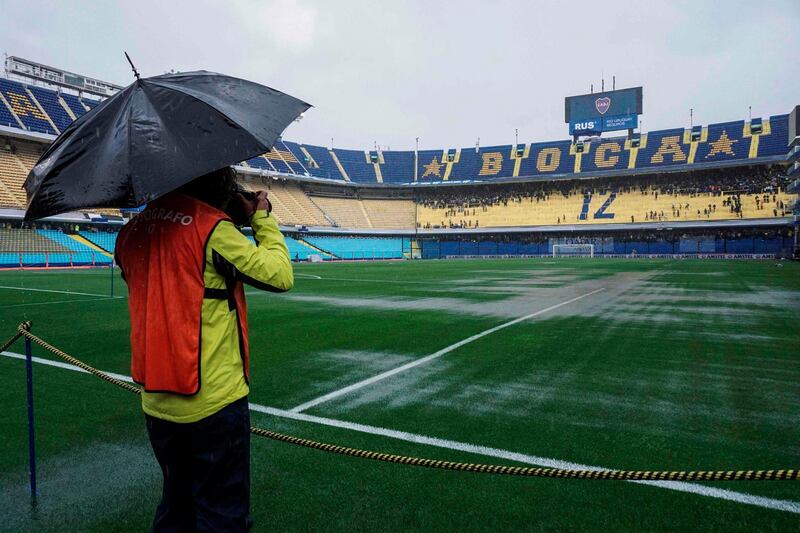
[
  {"x1": 535, "y1": 148, "x2": 561, "y2": 172},
  {"x1": 479, "y1": 152, "x2": 503, "y2": 176}
]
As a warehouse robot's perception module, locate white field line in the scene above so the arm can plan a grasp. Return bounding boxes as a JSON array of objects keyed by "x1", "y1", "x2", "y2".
[
  {"x1": 294, "y1": 273, "x2": 322, "y2": 279},
  {"x1": 264, "y1": 275, "x2": 451, "y2": 286},
  {"x1": 307, "y1": 277, "x2": 438, "y2": 284},
  {"x1": 2, "y1": 297, "x2": 121, "y2": 308},
  {"x1": 2, "y1": 350, "x2": 798, "y2": 515},
  {"x1": 251, "y1": 405, "x2": 800, "y2": 515},
  {"x1": 0, "y1": 285, "x2": 121, "y2": 298},
  {"x1": 1, "y1": 351, "x2": 134, "y2": 383},
  {"x1": 287, "y1": 275, "x2": 549, "y2": 285},
  {"x1": 289, "y1": 287, "x2": 606, "y2": 413}
]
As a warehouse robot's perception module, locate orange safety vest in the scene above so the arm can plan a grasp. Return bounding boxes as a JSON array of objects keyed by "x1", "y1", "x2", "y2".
[{"x1": 116, "y1": 193, "x2": 249, "y2": 395}]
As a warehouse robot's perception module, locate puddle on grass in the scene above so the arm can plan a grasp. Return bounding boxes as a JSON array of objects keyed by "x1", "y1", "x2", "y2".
[{"x1": 0, "y1": 441, "x2": 158, "y2": 531}]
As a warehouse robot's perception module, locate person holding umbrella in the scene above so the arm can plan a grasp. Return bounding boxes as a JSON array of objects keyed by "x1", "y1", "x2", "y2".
[
  {"x1": 24, "y1": 65, "x2": 311, "y2": 531},
  {"x1": 116, "y1": 165, "x2": 292, "y2": 531}
]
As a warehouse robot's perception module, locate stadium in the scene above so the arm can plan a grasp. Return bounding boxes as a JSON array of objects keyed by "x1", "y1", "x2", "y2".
[
  {"x1": 0, "y1": 57, "x2": 797, "y2": 264},
  {"x1": 1, "y1": 6, "x2": 800, "y2": 530}
]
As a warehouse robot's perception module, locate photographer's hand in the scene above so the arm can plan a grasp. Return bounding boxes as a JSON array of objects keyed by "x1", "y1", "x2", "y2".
[
  {"x1": 227, "y1": 192, "x2": 257, "y2": 226},
  {"x1": 254, "y1": 191, "x2": 272, "y2": 214}
]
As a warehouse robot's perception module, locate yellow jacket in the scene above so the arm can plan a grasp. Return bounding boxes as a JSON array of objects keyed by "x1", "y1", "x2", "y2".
[{"x1": 141, "y1": 210, "x2": 293, "y2": 423}]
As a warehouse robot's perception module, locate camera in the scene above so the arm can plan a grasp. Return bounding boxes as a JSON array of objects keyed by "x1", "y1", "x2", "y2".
[{"x1": 232, "y1": 182, "x2": 258, "y2": 203}]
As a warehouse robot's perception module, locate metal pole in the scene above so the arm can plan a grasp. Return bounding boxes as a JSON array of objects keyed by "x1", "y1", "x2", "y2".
[{"x1": 25, "y1": 335, "x2": 37, "y2": 503}]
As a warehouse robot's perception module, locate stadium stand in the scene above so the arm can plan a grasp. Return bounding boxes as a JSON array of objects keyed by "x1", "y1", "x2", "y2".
[
  {"x1": 415, "y1": 169, "x2": 795, "y2": 229},
  {"x1": 37, "y1": 229, "x2": 110, "y2": 264},
  {"x1": 333, "y1": 148, "x2": 377, "y2": 183},
  {"x1": 303, "y1": 236, "x2": 403, "y2": 259},
  {"x1": 244, "y1": 179, "x2": 331, "y2": 227},
  {"x1": 378, "y1": 150, "x2": 414, "y2": 184},
  {"x1": 0, "y1": 78, "x2": 57, "y2": 134},
  {"x1": 26, "y1": 85, "x2": 72, "y2": 133},
  {"x1": 0, "y1": 91, "x2": 21, "y2": 129},
  {"x1": 0, "y1": 72, "x2": 796, "y2": 261},
  {"x1": 0, "y1": 226, "x2": 110, "y2": 267},
  {"x1": 0, "y1": 150, "x2": 28, "y2": 207},
  {"x1": 0, "y1": 74, "x2": 792, "y2": 185},
  {"x1": 0, "y1": 139, "x2": 44, "y2": 207},
  {"x1": 80, "y1": 230, "x2": 118, "y2": 252},
  {"x1": 362, "y1": 199, "x2": 416, "y2": 229},
  {"x1": 298, "y1": 143, "x2": 345, "y2": 181},
  {"x1": 272, "y1": 140, "x2": 306, "y2": 175},
  {"x1": 309, "y1": 195, "x2": 372, "y2": 228},
  {"x1": 245, "y1": 233, "x2": 323, "y2": 261},
  {"x1": 59, "y1": 92, "x2": 88, "y2": 118},
  {"x1": 285, "y1": 236, "x2": 327, "y2": 260},
  {"x1": 0, "y1": 227, "x2": 70, "y2": 252},
  {"x1": 261, "y1": 150, "x2": 291, "y2": 174},
  {"x1": 244, "y1": 154, "x2": 272, "y2": 171},
  {"x1": 219, "y1": 177, "x2": 412, "y2": 230},
  {"x1": 81, "y1": 97, "x2": 100, "y2": 110}
]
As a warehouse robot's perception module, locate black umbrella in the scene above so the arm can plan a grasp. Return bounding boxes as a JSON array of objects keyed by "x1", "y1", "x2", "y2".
[{"x1": 24, "y1": 68, "x2": 310, "y2": 219}]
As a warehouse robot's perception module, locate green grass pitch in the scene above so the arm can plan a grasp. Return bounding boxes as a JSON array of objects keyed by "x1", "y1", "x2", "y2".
[{"x1": 0, "y1": 258, "x2": 798, "y2": 531}]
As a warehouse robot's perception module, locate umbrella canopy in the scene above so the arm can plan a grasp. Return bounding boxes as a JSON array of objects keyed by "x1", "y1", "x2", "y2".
[{"x1": 24, "y1": 71, "x2": 311, "y2": 219}]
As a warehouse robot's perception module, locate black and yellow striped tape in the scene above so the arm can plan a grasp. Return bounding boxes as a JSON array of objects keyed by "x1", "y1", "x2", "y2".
[{"x1": 8, "y1": 323, "x2": 799, "y2": 482}]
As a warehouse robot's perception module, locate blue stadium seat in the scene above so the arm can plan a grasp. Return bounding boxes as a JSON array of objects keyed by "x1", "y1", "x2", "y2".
[
  {"x1": 300, "y1": 144, "x2": 345, "y2": 180},
  {"x1": 447, "y1": 145, "x2": 523, "y2": 181},
  {"x1": 60, "y1": 92, "x2": 88, "y2": 118},
  {"x1": 758, "y1": 115, "x2": 789, "y2": 158},
  {"x1": 417, "y1": 149, "x2": 446, "y2": 182},
  {"x1": 285, "y1": 236, "x2": 322, "y2": 260},
  {"x1": 82, "y1": 97, "x2": 101, "y2": 109},
  {"x1": 378, "y1": 150, "x2": 414, "y2": 183},
  {"x1": 518, "y1": 140, "x2": 574, "y2": 177},
  {"x1": 80, "y1": 231, "x2": 118, "y2": 252},
  {"x1": 246, "y1": 234, "x2": 323, "y2": 260},
  {"x1": 0, "y1": 78, "x2": 57, "y2": 134},
  {"x1": 37, "y1": 230, "x2": 110, "y2": 264},
  {"x1": 245, "y1": 156, "x2": 272, "y2": 171},
  {"x1": 27, "y1": 85, "x2": 72, "y2": 133},
  {"x1": 0, "y1": 93, "x2": 20, "y2": 128},
  {"x1": 581, "y1": 136, "x2": 631, "y2": 173},
  {"x1": 303, "y1": 236, "x2": 403, "y2": 259},
  {"x1": 695, "y1": 120, "x2": 744, "y2": 162},
  {"x1": 333, "y1": 148, "x2": 377, "y2": 183},
  {"x1": 638, "y1": 128, "x2": 687, "y2": 169}
]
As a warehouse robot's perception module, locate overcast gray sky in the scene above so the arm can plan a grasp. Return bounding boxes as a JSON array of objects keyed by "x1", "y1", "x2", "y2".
[{"x1": 2, "y1": 0, "x2": 798, "y2": 150}]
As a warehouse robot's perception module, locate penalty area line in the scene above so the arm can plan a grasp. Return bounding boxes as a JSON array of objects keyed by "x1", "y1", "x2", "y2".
[
  {"x1": 288, "y1": 287, "x2": 606, "y2": 414},
  {"x1": 1, "y1": 352, "x2": 797, "y2": 515}
]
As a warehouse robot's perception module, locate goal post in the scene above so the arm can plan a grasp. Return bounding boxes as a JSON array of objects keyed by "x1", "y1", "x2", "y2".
[{"x1": 552, "y1": 244, "x2": 594, "y2": 258}]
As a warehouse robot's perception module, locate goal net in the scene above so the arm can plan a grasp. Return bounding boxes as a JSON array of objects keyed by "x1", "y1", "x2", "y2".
[{"x1": 552, "y1": 244, "x2": 594, "y2": 258}]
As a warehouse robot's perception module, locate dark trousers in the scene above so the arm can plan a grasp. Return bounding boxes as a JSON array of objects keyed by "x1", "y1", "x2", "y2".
[{"x1": 145, "y1": 397, "x2": 252, "y2": 532}]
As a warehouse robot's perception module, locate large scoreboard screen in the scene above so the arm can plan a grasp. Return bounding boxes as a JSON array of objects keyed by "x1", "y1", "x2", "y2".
[{"x1": 565, "y1": 86, "x2": 643, "y2": 135}]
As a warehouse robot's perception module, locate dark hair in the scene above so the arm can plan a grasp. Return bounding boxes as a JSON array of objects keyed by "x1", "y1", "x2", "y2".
[{"x1": 178, "y1": 166, "x2": 237, "y2": 209}]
